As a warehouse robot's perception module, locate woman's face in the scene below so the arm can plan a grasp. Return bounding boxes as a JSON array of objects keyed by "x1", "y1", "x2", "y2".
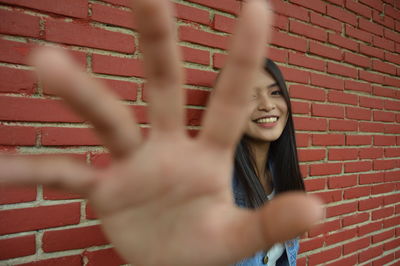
[{"x1": 244, "y1": 69, "x2": 288, "y2": 143}]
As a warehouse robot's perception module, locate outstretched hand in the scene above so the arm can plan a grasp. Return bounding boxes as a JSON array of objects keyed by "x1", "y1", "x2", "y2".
[{"x1": 0, "y1": 0, "x2": 322, "y2": 265}]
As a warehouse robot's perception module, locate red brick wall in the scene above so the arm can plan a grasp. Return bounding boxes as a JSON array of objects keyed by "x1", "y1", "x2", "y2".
[{"x1": 0, "y1": 0, "x2": 399, "y2": 265}]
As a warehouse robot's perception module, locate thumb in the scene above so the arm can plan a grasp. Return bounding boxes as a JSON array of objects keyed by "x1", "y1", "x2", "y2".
[{"x1": 227, "y1": 192, "x2": 323, "y2": 263}]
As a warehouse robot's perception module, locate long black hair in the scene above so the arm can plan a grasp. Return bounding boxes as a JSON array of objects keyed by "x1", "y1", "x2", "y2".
[{"x1": 234, "y1": 58, "x2": 305, "y2": 208}]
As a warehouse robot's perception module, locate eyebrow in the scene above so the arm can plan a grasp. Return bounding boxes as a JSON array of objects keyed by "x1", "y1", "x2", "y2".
[{"x1": 267, "y1": 82, "x2": 278, "y2": 89}]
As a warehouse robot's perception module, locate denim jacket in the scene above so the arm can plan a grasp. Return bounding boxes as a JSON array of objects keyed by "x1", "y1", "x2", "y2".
[{"x1": 232, "y1": 173, "x2": 299, "y2": 266}]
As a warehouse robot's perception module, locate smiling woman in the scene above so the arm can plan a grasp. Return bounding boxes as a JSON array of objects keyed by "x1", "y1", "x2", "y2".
[{"x1": 233, "y1": 59, "x2": 305, "y2": 265}]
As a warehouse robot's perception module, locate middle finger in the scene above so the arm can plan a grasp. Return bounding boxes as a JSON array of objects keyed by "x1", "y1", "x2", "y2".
[{"x1": 131, "y1": 0, "x2": 184, "y2": 136}]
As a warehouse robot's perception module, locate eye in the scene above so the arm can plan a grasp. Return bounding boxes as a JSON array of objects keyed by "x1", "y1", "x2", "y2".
[{"x1": 271, "y1": 89, "x2": 282, "y2": 96}]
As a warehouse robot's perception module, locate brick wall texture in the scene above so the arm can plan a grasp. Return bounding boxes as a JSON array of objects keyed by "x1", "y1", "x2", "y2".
[{"x1": 0, "y1": 0, "x2": 399, "y2": 265}]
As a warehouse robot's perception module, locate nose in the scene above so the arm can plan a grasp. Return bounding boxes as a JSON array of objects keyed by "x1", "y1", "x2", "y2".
[{"x1": 257, "y1": 94, "x2": 275, "y2": 111}]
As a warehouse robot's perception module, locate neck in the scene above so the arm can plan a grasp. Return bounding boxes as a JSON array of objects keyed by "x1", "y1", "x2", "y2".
[{"x1": 246, "y1": 138, "x2": 271, "y2": 192}]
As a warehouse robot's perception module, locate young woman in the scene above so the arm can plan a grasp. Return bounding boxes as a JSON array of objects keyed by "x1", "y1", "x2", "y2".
[{"x1": 233, "y1": 59, "x2": 305, "y2": 266}]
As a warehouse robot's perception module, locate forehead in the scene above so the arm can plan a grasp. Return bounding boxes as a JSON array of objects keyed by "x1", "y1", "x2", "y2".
[{"x1": 252, "y1": 69, "x2": 276, "y2": 89}]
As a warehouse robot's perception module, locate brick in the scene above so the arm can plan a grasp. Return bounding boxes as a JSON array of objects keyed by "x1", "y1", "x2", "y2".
[
  {"x1": 0, "y1": 66, "x2": 36, "y2": 94},
  {"x1": 293, "y1": 117, "x2": 327, "y2": 131},
  {"x1": 359, "y1": 96, "x2": 384, "y2": 109},
  {"x1": 273, "y1": 14, "x2": 289, "y2": 31},
  {"x1": 309, "y1": 41, "x2": 343, "y2": 61},
  {"x1": 374, "y1": 135, "x2": 397, "y2": 146},
  {"x1": 326, "y1": 255, "x2": 358, "y2": 266},
  {"x1": 43, "y1": 225, "x2": 108, "y2": 252},
  {"x1": 185, "y1": 68, "x2": 217, "y2": 87},
  {"x1": 329, "y1": 148, "x2": 358, "y2": 161},
  {"x1": 312, "y1": 134, "x2": 345, "y2": 146},
  {"x1": 384, "y1": 29, "x2": 400, "y2": 43},
  {"x1": 343, "y1": 237, "x2": 370, "y2": 254},
  {"x1": 342, "y1": 212, "x2": 369, "y2": 227},
  {"x1": 18, "y1": 255, "x2": 82, "y2": 266},
  {"x1": 327, "y1": 202, "x2": 358, "y2": 218},
  {"x1": 359, "y1": 147, "x2": 384, "y2": 159},
  {"x1": 41, "y1": 127, "x2": 100, "y2": 146},
  {"x1": 271, "y1": 0, "x2": 309, "y2": 21},
  {"x1": 280, "y1": 67, "x2": 311, "y2": 84},
  {"x1": 359, "y1": 245, "x2": 383, "y2": 262},
  {"x1": 344, "y1": 186, "x2": 371, "y2": 199},
  {"x1": 383, "y1": 216, "x2": 400, "y2": 228},
  {"x1": 185, "y1": 0, "x2": 240, "y2": 15},
  {"x1": 345, "y1": 80, "x2": 371, "y2": 93},
  {"x1": 298, "y1": 237, "x2": 324, "y2": 253},
  {"x1": 373, "y1": 159, "x2": 398, "y2": 170},
  {"x1": 313, "y1": 190, "x2": 342, "y2": 203},
  {"x1": 288, "y1": 53, "x2": 325, "y2": 71},
  {"x1": 359, "y1": 220, "x2": 383, "y2": 236},
  {"x1": 384, "y1": 124, "x2": 400, "y2": 135},
  {"x1": 0, "y1": 234, "x2": 35, "y2": 260},
  {"x1": 346, "y1": 107, "x2": 371, "y2": 121},
  {"x1": 310, "y1": 162, "x2": 342, "y2": 176},
  {"x1": 346, "y1": 135, "x2": 372, "y2": 145},
  {"x1": 212, "y1": 14, "x2": 235, "y2": 34},
  {"x1": 291, "y1": 101, "x2": 310, "y2": 114},
  {"x1": 384, "y1": 76, "x2": 400, "y2": 88},
  {"x1": 270, "y1": 29, "x2": 307, "y2": 52},
  {"x1": 92, "y1": 54, "x2": 143, "y2": 77},
  {"x1": 304, "y1": 177, "x2": 326, "y2": 191},
  {"x1": 0, "y1": 186, "x2": 36, "y2": 204},
  {"x1": 372, "y1": 207, "x2": 395, "y2": 220},
  {"x1": 385, "y1": 148, "x2": 400, "y2": 158},
  {"x1": 43, "y1": 187, "x2": 82, "y2": 200},
  {"x1": 289, "y1": 0, "x2": 326, "y2": 13},
  {"x1": 179, "y1": 26, "x2": 228, "y2": 50},
  {"x1": 373, "y1": 111, "x2": 396, "y2": 122},
  {"x1": 175, "y1": 3, "x2": 210, "y2": 25},
  {"x1": 310, "y1": 12, "x2": 342, "y2": 32},
  {"x1": 0, "y1": 124, "x2": 36, "y2": 146},
  {"x1": 345, "y1": 0, "x2": 372, "y2": 17},
  {"x1": 183, "y1": 46, "x2": 211, "y2": 66},
  {"x1": 90, "y1": 2, "x2": 134, "y2": 30},
  {"x1": 328, "y1": 33, "x2": 358, "y2": 52},
  {"x1": 360, "y1": 44, "x2": 385, "y2": 59},
  {"x1": 384, "y1": 238, "x2": 400, "y2": 252},
  {"x1": 328, "y1": 174, "x2": 357, "y2": 188},
  {"x1": 310, "y1": 73, "x2": 344, "y2": 90},
  {"x1": 327, "y1": 91, "x2": 358, "y2": 105},
  {"x1": 327, "y1": 62, "x2": 357, "y2": 78},
  {"x1": 359, "y1": 121, "x2": 385, "y2": 133},
  {"x1": 345, "y1": 160, "x2": 373, "y2": 173},
  {"x1": 329, "y1": 119, "x2": 358, "y2": 131},
  {"x1": 359, "y1": 197, "x2": 384, "y2": 211},
  {"x1": 372, "y1": 253, "x2": 396, "y2": 266},
  {"x1": 98, "y1": 78, "x2": 138, "y2": 101},
  {"x1": 0, "y1": 9, "x2": 40, "y2": 38},
  {"x1": 373, "y1": 35, "x2": 395, "y2": 52},
  {"x1": 290, "y1": 20, "x2": 327, "y2": 42},
  {"x1": 325, "y1": 0, "x2": 345, "y2": 5},
  {"x1": 359, "y1": 0, "x2": 384, "y2": 11},
  {"x1": 101, "y1": 0, "x2": 130, "y2": 7},
  {"x1": 308, "y1": 219, "x2": 341, "y2": 237},
  {"x1": 0, "y1": 96, "x2": 82, "y2": 122},
  {"x1": 295, "y1": 133, "x2": 310, "y2": 147},
  {"x1": 344, "y1": 52, "x2": 371, "y2": 68},
  {"x1": 85, "y1": 248, "x2": 126, "y2": 266},
  {"x1": 384, "y1": 3, "x2": 400, "y2": 19},
  {"x1": 372, "y1": 182, "x2": 396, "y2": 195},
  {"x1": 359, "y1": 70, "x2": 384, "y2": 84},
  {"x1": 372, "y1": 60, "x2": 396, "y2": 75},
  {"x1": 327, "y1": 4, "x2": 357, "y2": 25},
  {"x1": 1, "y1": 0, "x2": 88, "y2": 18},
  {"x1": 312, "y1": 104, "x2": 344, "y2": 119},
  {"x1": 384, "y1": 100, "x2": 400, "y2": 111},
  {"x1": 298, "y1": 149, "x2": 325, "y2": 162},
  {"x1": 308, "y1": 246, "x2": 341, "y2": 265},
  {"x1": 372, "y1": 10, "x2": 395, "y2": 29},
  {"x1": 45, "y1": 18, "x2": 135, "y2": 53},
  {"x1": 0, "y1": 203, "x2": 80, "y2": 234},
  {"x1": 345, "y1": 24, "x2": 372, "y2": 43},
  {"x1": 267, "y1": 46, "x2": 289, "y2": 63},
  {"x1": 326, "y1": 228, "x2": 357, "y2": 245},
  {"x1": 359, "y1": 17, "x2": 384, "y2": 36},
  {"x1": 0, "y1": 39, "x2": 32, "y2": 65}
]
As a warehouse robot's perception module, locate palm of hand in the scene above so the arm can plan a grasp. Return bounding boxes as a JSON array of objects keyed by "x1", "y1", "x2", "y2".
[{"x1": 0, "y1": 0, "x2": 322, "y2": 265}]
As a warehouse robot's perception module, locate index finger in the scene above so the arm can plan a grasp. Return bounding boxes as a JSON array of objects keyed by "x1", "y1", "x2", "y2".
[{"x1": 199, "y1": 0, "x2": 273, "y2": 151}]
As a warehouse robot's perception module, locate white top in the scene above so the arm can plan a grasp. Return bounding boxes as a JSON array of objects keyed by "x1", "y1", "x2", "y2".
[{"x1": 265, "y1": 190, "x2": 285, "y2": 266}]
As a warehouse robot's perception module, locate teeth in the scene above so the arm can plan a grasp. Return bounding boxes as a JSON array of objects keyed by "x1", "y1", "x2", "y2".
[{"x1": 256, "y1": 117, "x2": 278, "y2": 123}]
